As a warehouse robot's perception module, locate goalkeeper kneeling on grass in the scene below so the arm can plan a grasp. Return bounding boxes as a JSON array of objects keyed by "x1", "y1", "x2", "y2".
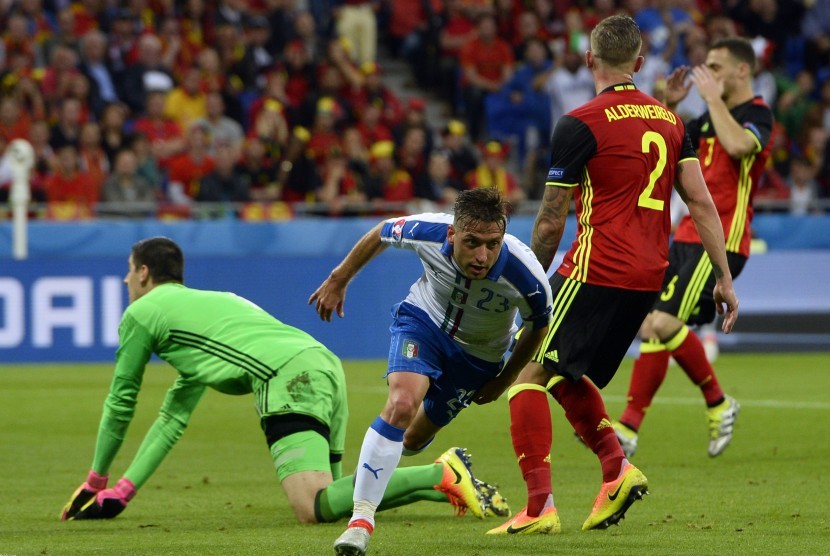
[{"x1": 62, "y1": 237, "x2": 508, "y2": 523}]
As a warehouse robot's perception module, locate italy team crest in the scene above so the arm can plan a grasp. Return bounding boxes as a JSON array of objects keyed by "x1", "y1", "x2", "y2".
[{"x1": 402, "y1": 339, "x2": 419, "y2": 359}]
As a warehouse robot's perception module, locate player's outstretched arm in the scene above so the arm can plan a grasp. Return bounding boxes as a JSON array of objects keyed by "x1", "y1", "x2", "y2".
[
  {"x1": 675, "y1": 160, "x2": 739, "y2": 332},
  {"x1": 475, "y1": 326, "x2": 548, "y2": 404},
  {"x1": 309, "y1": 221, "x2": 389, "y2": 321}
]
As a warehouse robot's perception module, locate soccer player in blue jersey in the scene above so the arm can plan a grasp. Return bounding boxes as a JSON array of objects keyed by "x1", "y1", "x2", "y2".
[{"x1": 310, "y1": 188, "x2": 554, "y2": 556}]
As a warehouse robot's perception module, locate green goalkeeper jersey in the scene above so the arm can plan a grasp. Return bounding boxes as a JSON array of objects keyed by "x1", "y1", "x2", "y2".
[{"x1": 92, "y1": 283, "x2": 335, "y2": 485}]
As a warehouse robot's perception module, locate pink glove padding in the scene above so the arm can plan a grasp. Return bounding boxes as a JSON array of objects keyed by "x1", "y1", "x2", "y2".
[
  {"x1": 97, "y1": 478, "x2": 137, "y2": 504},
  {"x1": 84, "y1": 470, "x2": 109, "y2": 491}
]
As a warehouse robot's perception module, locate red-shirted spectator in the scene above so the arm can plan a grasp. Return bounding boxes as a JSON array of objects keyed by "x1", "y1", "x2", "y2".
[
  {"x1": 238, "y1": 137, "x2": 279, "y2": 201},
  {"x1": 459, "y1": 14, "x2": 515, "y2": 139},
  {"x1": 178, "y1": 0, "x2": 213, "y2": 57},
  {"x1": 351, "y1": 62, "x2": 405, "y2": 128},
  {"x1": 0, "y1": 97, "x2": 32, "y2": 144},
  {"x1": 158, "y1": 16, "x2": 200, "y2": 78},
  {"x1": 280, "y1": 41, "x2": 317, "y2": 112},
  {"x1": 392, "y1": 98, "x2": 435, "y2": 155},
  {"x1": 306, "y1": 97, "x2": 343, "y2": 166},
  {"x1": 316, "y1": 147, "x2": 366, "y2": 215},
  {"x1": 397, "y1": 125, "x2": 428, "y2": 184},
  {"x1": 78, "y1": 122, "x2": 110, "y2": 193},
  {"x1": 132, "y1": 91, "x2": 186, "y2": 163},
  {"x1": 248, "y1": 70, "x2": 291, "y2": 130},
  {"x1": 45, "y1": 143, "x2": 100, "y2": 212},
  {"x1": 250, "y1": 97, "x2": 290, "y2": 161},
  {"x1": 365, "y1": 140, "x2": 414, "y2": 203},
  {"x1": 164, "y1": 122, "x2": 215, "y2": 203},
  {"x1": 40, "y1": 45, "x2": 81, "y2": 107},
  {"x1": 3, "y1": 13, "x2": 39, "y2": 70},
  {"x1": 71, "y1": 0, "x2": 102, "y2": 36},
  {"x1": 356, "y1": 102, "x2": 393, "y2": 148},
  {"x1": 438, "y1": 0, "x2": 476, "y2": 106},
  {"x1": 493, "y1": 0, "x2": 524, "y2": 44}
]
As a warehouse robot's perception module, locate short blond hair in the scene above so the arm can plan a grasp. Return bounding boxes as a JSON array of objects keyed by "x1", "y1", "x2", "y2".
[{"x1": 590, "y1": 15, "x2": 642, "y2": 68}]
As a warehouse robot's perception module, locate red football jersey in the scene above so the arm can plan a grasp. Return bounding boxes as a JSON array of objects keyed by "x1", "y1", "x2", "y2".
[
  {"x1": 673, "y1": 96, "x2": 774, "y2": 257},
  {"x1": 546, "y1": 84, "x2": 696, "y2": 291}
]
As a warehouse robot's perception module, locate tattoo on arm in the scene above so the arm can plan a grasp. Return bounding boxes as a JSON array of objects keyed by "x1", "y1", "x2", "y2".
[
  {"x1": 712, "y1": 263, "x2": 724, "y2": 280},
  {"x1": 531, "y1": 186, "x2": 572, "y2": 270}
]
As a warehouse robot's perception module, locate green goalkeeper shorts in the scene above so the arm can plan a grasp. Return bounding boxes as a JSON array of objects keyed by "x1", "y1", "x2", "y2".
[{"x1": 254, "y1": 347, "x2": 348, "y2": 479}]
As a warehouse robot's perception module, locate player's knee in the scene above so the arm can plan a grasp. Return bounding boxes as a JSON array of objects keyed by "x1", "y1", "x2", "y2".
[
  {"x1": 292, "y1": 505, "x2": 319, "y2": 524},
  {"x1": 650, "y1": 311, "x2": 683, "y2": 341},
  {"x1": 383, "y1": 393, "x2": 420, "y2": 426}
]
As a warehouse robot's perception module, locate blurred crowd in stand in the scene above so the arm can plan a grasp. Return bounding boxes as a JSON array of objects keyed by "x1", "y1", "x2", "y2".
[{"x1": 0, "y1": 0, "x2": 827, "y2": 219}]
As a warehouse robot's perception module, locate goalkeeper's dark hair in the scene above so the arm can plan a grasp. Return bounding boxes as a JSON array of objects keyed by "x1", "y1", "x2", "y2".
[
  {"x1": 453, "y1": 188, "x2": 509, "y2": 233},
  {"x1": 710, "y1": 37, "x2": 756, "y2": 72},
  {"x1": 131, "y1": 237, "x2": 184, "y2": 284}
]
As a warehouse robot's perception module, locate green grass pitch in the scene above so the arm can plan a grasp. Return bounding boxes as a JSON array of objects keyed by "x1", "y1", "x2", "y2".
[{"x1": 2, "y1": 353, "x2": 829, "y2": 555}]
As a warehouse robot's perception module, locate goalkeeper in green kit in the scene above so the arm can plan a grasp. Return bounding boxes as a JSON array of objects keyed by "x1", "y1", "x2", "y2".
[{"x1": 61, "y1": 237, "x2": 508, "y2": 523}]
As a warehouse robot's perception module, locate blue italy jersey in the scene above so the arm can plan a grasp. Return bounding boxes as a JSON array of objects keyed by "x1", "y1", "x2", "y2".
[{"x1": 380, "y1": 213, "x2": 552, "y2": 362}]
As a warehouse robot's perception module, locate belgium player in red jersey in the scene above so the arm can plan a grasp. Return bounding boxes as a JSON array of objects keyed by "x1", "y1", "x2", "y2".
[
  {"x1": 615, "y1": 37, "x2": 774, "y2": 460},
  {"x1": 488, "y1": 15, "x2": 739, "y2": 536}
]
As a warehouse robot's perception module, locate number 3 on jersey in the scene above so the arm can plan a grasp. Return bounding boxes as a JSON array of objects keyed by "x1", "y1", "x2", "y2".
[{"x1": 638, "y1": 131, "x2": 667, "y2": 211}]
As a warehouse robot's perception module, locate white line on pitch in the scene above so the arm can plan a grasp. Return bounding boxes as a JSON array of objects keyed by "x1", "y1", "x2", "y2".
[
  {"x1": 601, "y1": 395, "x2": 830, "y2": 410},
  {"x1": 349, "y1": 386, "x2": 830, "y2": 410}
]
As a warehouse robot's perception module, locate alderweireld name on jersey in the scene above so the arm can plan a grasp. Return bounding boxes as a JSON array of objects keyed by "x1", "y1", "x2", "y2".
[{"x1": 605, "y1": 103, "x2": 677, "y2": 124}]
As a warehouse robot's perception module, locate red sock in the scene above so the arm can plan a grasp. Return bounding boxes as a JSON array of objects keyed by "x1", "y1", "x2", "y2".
[
  {"x1": 508, "y1": 387, "x2": 552, "y2": 517},
  {"x1": 619, "y1": 344, "x2": 671, "y2": 431},
  {"x1": 550, "y1": 378, "x2": 624, "y2": 483},
  {"x1": 349, "y1": 519, "x2": 374, "y2": 534},
  {"x1": 670, "y1": 327, "x2": 724, "y2": 406}
]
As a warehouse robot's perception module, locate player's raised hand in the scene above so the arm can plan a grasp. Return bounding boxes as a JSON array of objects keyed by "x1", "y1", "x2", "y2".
[
  {"x1": 60, "y1": 470, "x2": 108, "y2": 521},
  {"x1": 72, "y1": 478, "x2": 136, "y2": 520},
  {"x1": 691, "y1": 64, "x2": 724, "y2": 105},
  {"x1": 308, "y1": 275, "x2": 347, "y2": 322},
  {"x1": 664, "y1": 66, "x2": 692, "y2": 107},
  {"x1": 713, "y1": 281, "x2": 739, "y2": 334}
]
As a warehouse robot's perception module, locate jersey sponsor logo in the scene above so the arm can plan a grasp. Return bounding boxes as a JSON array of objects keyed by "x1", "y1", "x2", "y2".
[
  {"x1": 391, "y1": 218, "x2": 406, "y2": 241},
  {"x1": 409, "y1": 222, "x2": 419, "y2": 235},
  {"x1": 402, "y1": 339, "x2": 419, "y2": 359},
  {"x1": 544, "y1": 349, "x2": 559, "y2": 363},
  {"x1": 604, "y1": 103, "x2": 677, "y2": 124},
  {"x1": 701, "y1": 121, "x2": 710, "y2": 133},
  {"x1": 527, "y1": 284, "x2": 542, "y2": 298},
  {"x1": 547, "y1": 167, "x2": 565, "y2": 180}
]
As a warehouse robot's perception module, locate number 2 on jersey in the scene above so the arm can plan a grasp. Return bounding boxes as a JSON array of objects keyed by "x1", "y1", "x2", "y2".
[{"x1": 638, "y1": 131, "x2": 667, "y2": 211}]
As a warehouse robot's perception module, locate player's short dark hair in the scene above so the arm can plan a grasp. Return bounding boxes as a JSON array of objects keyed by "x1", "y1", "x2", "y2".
[
  {"x1": 710, "y1": 37, "x2": 756, "y2": 71},
  {"x1": 131, "y1": 237, "x2": 184, "y2": 284},
  {"x1": 453, "y1": 188, "x2": 509, "y2": 233},
  {"x1": 591, "y1": 15, "x2": 641, "y2": 67}
]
